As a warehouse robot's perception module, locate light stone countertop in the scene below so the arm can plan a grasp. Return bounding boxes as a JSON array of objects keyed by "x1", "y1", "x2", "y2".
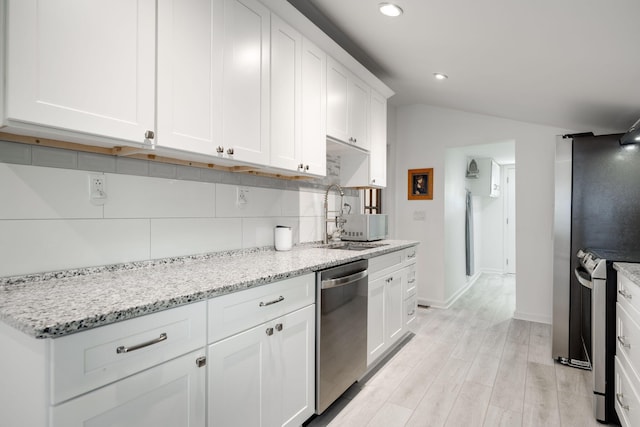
[
  {"x1": 614, "y1": 262, "x2": 640, "y2": 285},
  {"x1": 0, "y1": 240, "x2": 418, "y2": 339}
]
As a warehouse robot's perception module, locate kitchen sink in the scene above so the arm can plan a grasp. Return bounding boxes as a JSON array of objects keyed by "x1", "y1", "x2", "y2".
[{"x1": 323, "y1": 242, "x2": 389, "y2": 251}]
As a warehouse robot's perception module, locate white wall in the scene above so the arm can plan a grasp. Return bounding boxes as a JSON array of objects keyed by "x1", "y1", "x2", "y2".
[
  {"x1": 394, "y1": 104, "x2": 570, "y2": 323},
  {"x1": 0, "y1": 160, "x2": 358, "y2": 277}
]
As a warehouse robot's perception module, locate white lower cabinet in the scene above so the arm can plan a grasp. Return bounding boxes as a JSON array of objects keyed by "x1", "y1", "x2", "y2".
[
  {"x1": 207, "y1": 273, "x2": 316, "y2": 427},
  {"x1": 367, "y1": 248, "x2": 418, "y2": 367},
  {"x1": 209, "y1": 304, "x2": 315, "y2": 427},
  {"x1": 51, "y1": 349, "x2": 206, "y2": 427},
  {"x1": 616, "y1": 270, "x2": 640, "y2": 426}
]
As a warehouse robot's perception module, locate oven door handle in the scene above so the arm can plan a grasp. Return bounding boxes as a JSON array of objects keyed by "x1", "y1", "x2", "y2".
[{"x1": 574, "y1": 266, "x2": 593, "y2": 289}]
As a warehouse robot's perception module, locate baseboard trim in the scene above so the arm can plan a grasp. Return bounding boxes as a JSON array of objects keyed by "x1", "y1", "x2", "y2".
[
  {"x1": 418, "y1": 272, "x2": 482, "y2": 309},
  {"x1": 513, "y1": 310, "x2": 551, "y2": 324}
]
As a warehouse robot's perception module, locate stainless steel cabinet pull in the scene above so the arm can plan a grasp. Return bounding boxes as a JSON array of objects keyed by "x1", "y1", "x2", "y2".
[
  {"x1": 260, "y1": 296, "x2": 285, "y2": 307},
  {"x1": 618, "y1": 336, "x2": 631, "y2": 349},
  {"x1": 408, "y1": 279, "x2": 416, "y2": 284},
  {"x1": 298, "y1": 163, "x2": 304, "y2": 170},
  {"x1": 144, "y1": 130, "x2": 155, "y2": 139},
  {"x1": 227, "y1": 148, "x2": 234, "y2": 155},
  {"x1": 408, "y1": 309, "x2": 415, "y2": 316},
  {"x1": 619, "y1": 289, "x2": 633, "y2": 300},
  {"x1": 116, "y1": 333, "x2": 167, "y2": 354},
  {"x1": 304, "y1": 165, "x2": 309, "y2": 171},
  {"x1": 216, "y1": 146, "x2": 224, "y2": 154},
  {"x1": 407, "y1": 252, "x2": 416, "y2": 258},
  {"x1": 617, "y1": 393, "x2": 630, "y2": 411},
  {"x1": 386, "y1": 277, "x2": 393, "y2": 283},
  {"x1": 196, "y1": 356, "x2": 207, "y2": 368},
  {"x1": 275, "y1": 323, "x2": 283, "y2": 332},
  {"x1": 266, "y1": 327, "x2": 274, "y2": 336}
]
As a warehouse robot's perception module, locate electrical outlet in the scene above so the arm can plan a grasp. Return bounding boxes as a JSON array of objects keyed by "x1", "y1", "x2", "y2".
[
  {"x1": 237, "y1": 187, "x2": 249, "y2": 205},
  {"x1": 89, "y1": 174, "x2": 107, "y2": 205}
]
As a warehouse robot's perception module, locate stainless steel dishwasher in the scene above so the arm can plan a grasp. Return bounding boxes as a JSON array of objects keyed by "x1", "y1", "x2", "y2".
[{"x1": 316, "y1": 259, "x2": 368, "y2": 414}]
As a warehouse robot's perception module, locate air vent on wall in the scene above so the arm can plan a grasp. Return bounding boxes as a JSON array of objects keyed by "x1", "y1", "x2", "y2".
[{"x1": 466, "y1": 159, "x2": 479, "y2": 178}]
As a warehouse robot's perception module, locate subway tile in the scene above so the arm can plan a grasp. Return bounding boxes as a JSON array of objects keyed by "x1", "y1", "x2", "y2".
[
  {"x1": 104, "y1": 174, "x2": 215, "y2": 219},
  {"x1": 116, "y1": 157, "x2": 149, "y2": 176},
  {"x1": 215, "y1": 184, "x2": 282, "y2": 218},
  {"x1": 77, "y1": 152, "x2": 117, "y2": 173},
  {"x1": 32, "y1": 146, "x2": 78, "y2": 169},
  {"x1": 241, "y1": 218, "x2": 298, "y2": 249},
  {"x1": 0, "y1": 219, "x2": 150, "y2": 277},
  {"x1": 150, "y1": 218, "x2": 241, "y2": 259},
  {"x1": 149, "y1": 162, "x2": 177, "y2": 179},
  {"x1": 0, "y1": 140, "x2": 32, "y2": 165},
  {"x1": 299, "y1": 216, "x2": 323, "y2": 243},
  {"x1": 176, "y1": 165, "x2": 201, "y2": 181},
  {"x1": 0, "y1": 164, "x2": 103, "y2": 219}
]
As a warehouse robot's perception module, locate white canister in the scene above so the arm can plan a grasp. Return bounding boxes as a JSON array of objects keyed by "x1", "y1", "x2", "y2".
[{"x1": 274, "y1": 225, "x2": 292, "y2": 251}]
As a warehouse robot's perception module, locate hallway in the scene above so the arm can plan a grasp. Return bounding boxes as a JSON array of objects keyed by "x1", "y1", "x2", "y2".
[{"x1": 308, "y1": 274, "x2": 606, "y2": 426}]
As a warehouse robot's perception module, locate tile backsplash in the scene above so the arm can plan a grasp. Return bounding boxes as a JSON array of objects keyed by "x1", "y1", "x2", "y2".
[{"x1": 0, "y1": 140, "x2": 359, "y2": 277}]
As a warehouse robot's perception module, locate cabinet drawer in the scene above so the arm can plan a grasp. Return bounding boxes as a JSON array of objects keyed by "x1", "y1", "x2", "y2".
[
  {"x1": 51, "y1": 301, "x2": 206, "y2": 405},
  {"x1": 208, "y1": 273, "x2": 314, "y2": 343},
  {"x1": 618, "y1": 273, "x2": 640, "y2": 319},
  {"x1": 405, "y1": 294, "x2": 417, "y2": 333},
  {"x1": 405, "y1": 263, "x2": 417, "y2": 298},
  {"x1": 369, "y1": 250, "x2": 403, "y2": 280},
  {"x1": 615, "y1": 354, "x2": 640, "y2": 427},
  {"x1": 404, "y1": 246, "x2": 417, "y2": 264},
  {"x1": 617, "y1": 302, "x2": 640, "y2": 380}
]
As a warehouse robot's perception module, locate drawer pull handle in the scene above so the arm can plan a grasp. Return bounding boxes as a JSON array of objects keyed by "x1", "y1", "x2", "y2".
[
  {"x1": 408, "y1": 309, "x2": 415, "y2": 316},
  {"x1": 408, "y1": 279, "x2": 416, "y2": 284},
  {"x1": 619, "y1": 289, "x2": 633, "y2": 300},
  {"x1": 275, "y1": 323, "x2": 283, "y2": 332},
  {"x1": 407, "y1": 252, "x2": 416, "y2": 259},
  {"x1": 617, "y1": 393, "x2": 630, "y2": 411},
  {"x1": 259, "y1": 296, "x2": 285, "y2": 307},
  {"x1": 116, "y1": 333, "x2": 167, "y2": 354},
  {"x1": 266, "y1": 327, "x2": 274, "y2": 336},
  {"x1": 618, "y1": 336, "x2": 631, "y2": 349}
]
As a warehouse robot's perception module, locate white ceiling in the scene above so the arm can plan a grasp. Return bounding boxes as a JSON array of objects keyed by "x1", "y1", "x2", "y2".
[{"x1": 287, "y1": 0, "x2": 640, "y2": 135}]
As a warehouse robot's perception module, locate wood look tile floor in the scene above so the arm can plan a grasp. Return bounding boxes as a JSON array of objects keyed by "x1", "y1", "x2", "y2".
[{"x1": 305, "y1": 273, "x2": 615, "y2": 427}]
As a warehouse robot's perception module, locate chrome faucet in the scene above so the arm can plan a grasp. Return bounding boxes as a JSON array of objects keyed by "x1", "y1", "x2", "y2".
[{"x1": 324, "y1": 184, "x2": 346, "y2": 244}]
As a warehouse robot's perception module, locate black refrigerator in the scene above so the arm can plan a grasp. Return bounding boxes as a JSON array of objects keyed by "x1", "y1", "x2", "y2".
[{"x1": 552, "y1": 132, "x2": 640, "y2": 422}]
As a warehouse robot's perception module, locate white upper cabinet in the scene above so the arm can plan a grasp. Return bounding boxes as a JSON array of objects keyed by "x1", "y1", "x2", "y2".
[
  {"x1": 467, "y1": 158, "x2": 501, "y2": 197},
  {"x1": 156, "y1": 0, "x2": 218, "y2": 155},
  {"x1": 215, "y1": 0, "x2": 270, "y2": 165},
  {"x1": 326, "y1": 57, "x2": 370, "y2": 151},
  {"x1": 5, "y1": 0, "x2": 156, "y2": 145},
  {"x1": 270, "y1": 15, "x2": 326, "y2": 177},
  {"x1": 369, "y1": 89, "x2": 387, "y2": 187},
  {"x1": 270, "y1": 14, "x2": 302, "y2": 172},
  {"x1": 300, "y1": 38, "x2": 327, "y2": 176}
]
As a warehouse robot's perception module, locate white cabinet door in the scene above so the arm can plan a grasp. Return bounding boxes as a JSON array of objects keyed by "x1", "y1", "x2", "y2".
[
  {"x1": 216, "y1": 0, "x2": 270, "y2": 165},
  {"x1": 6, "y1": 0, "x2": 156, "y2": 144},
  {"x1": 270, "y1": 14, "x2": 302, "y2": 173},
  {"x1": 326, "y1": 58, "x2": 350, "y2": 144},
  {"x1": 300, "y1": 38, "x2": 327, "y2": 177},
  {"x1": 51, "y1": 349, "x2": 206, "y2": 427},
  {"x1": 348, "y1": 75, "x2": 370, "y2": 151},
  {"x1": 209, "y1": 305, "x2": 315, "y2": 427},
  {"x1": 369, "y1": 89, "x2": 387, "y2": 187},
  {"x1": 490, "y1": 160, "x2": 501, "y2": 197},
  {"x1": 157, "y1": 0, "x2": 218, "y2": 155},
  {"x1": 386, "y1": 273, "x2": 404, "y2": 344},
  {"x1": 367, "y1": 276, "x2": 386, "y2": 366},
  {"x1": 209, "y1": 321, "x2": 268, "y2": 427},
  {"x1": 276, "y1": 305, "x2": 316, "y2": 427}
]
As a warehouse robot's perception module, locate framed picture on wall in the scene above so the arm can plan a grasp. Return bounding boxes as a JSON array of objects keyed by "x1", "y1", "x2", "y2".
[{"x1": 408, "y1": 168, "x2": 433, "y2": 200}]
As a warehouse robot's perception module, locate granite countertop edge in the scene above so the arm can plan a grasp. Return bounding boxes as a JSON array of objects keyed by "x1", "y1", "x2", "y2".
[
  {"x1": 0, "y1": 240, "x2": 418, "y2": 339},
  {"x1": 614, "y1": 262, "x2": 640, "y2": 285}
]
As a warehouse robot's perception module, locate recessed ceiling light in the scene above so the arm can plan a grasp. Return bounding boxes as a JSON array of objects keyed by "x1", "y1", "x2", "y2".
[
  {"x1": 379, "y1": 3, "x2": 403, "y2": 17},
  {"x1": 433, "y1": 73, "x2": 448, "y2": 80}
]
